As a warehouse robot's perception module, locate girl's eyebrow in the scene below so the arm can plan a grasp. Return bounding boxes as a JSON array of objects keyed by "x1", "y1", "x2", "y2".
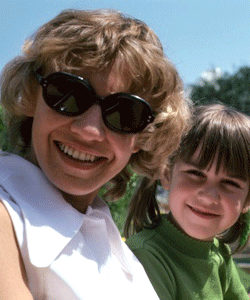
[
  {"x1": 226, "y1": 172, "x2": 247, "y2": 182},
  {"x1": 185, "y1": 161, "x2": 247, "y2": 182},
  {"x1": 184, "y1": 160, "x2": 200, "y2": 168}
]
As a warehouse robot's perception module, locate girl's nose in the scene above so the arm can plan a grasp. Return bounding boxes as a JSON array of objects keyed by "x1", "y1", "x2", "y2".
[
  {"x1": 198, "y1": 184, "x2": 220, "y2": 203},
  {"x1": 70, "y1": 105, "x2": 106, "y2": 141}
]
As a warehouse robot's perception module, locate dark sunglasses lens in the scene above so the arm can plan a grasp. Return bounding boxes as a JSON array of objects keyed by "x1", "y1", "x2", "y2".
[
  {"x1": 104, "y1": 95, "x2": 153, "y2": 133},
  {"x1": 43, "y1": 75, "x2": 93, "y2": 116}
]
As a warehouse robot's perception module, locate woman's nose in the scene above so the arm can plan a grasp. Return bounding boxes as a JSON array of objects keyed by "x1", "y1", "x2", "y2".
[{"x1": 70, "y1": 105, "x2": 106, "y2": 141}]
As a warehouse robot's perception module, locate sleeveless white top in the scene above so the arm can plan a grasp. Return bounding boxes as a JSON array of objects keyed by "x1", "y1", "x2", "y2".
[{"x1": 0, "y1": 153, "x2": 159, "y2": 300}]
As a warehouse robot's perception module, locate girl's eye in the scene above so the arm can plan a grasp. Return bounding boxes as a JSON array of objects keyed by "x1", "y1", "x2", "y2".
[
  {"x1": 222, "y1": 180, "x2": 241, "y2": 189},
  {"x1": 185, "y1": 169, "x2": 205, "y2": 179}
]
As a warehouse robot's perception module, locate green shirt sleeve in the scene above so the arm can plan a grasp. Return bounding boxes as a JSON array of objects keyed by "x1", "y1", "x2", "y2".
[{"x1": 224, "y1": 257, "x2": 249, "y2": 300}]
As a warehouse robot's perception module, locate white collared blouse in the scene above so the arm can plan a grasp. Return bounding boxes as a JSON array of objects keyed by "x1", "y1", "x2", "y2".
[{"x1": 0, "y1": 153, "x2": 159, "y2": 300}]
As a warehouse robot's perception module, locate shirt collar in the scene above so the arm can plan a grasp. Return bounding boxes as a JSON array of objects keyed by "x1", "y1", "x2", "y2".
[{"x1": 0, "y1": 153, "x2": 133, "y2": 274}]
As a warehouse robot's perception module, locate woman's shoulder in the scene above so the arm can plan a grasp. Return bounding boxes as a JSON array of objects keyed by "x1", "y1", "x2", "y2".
[
  {"x1": 0, "y1": 201, "x2": 33, "y2": 299},
  {"x1": 0, "y1": 200, "x2": 15, "y2": 237}
]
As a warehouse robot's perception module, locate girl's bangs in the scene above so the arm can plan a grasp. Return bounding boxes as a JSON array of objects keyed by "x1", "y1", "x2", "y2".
[{"x1": 181, "y1": 117, "x2": 250, "y2": 181}]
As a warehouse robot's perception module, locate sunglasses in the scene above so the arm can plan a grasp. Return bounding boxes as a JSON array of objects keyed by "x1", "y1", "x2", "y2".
[{"x1": 35, "y1": 71, "x2": 155, "y2": 134}]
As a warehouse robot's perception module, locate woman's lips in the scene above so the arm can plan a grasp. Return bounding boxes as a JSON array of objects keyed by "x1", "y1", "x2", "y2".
[{"x1": 55, "y1": 141, "x2": 108, "y2": 166}]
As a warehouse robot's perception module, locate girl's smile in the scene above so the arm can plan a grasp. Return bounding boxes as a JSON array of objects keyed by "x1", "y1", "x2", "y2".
[{"x1": 186, "y1": 204, "x2": 220, "y2": 219}]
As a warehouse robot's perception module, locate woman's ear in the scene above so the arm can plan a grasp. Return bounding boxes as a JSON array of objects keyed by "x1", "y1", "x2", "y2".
[
  {"x1": 242, "y1": 201, "x2": 250, "y2": 214},
  {"x1": 160, "y1": 167, "x2": 171, "y2": 190},
  {"x1": 22, "y1": 104, "x2": 36, "y2": 117},
  {"x1": 131, "y1": 145, "x2": 140, "y2": 154}
]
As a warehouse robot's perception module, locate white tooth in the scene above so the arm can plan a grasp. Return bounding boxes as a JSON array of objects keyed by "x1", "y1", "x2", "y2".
[
  {"x1": 79, "y1": 152, "x2": 87, "y2": 161},
  {"x1": 60, "y1": 143, "x2": 97, "y2": 162},
  {"x1": 87, "y1": 154, "x2": 95, "y2": 161},
  {"x1": 64, "y1": 145, "x2": 69, "y2": 153},
  {"x1": 73, "y1": 150, "x2": 80, "y2": 159},
  {"x1": 68, "y1": 148, "x2": 73, "y2": 156}
]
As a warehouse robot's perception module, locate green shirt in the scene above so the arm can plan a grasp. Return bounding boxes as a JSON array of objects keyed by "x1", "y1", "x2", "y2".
[{"x1": 127, "y1": 215, "x2": 248, "y2": 300}]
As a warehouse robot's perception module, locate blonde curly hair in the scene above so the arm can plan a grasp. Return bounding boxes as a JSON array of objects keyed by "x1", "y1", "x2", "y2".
[{"x1": 0, "y1": 9, "x2": 191, "y2": 199}]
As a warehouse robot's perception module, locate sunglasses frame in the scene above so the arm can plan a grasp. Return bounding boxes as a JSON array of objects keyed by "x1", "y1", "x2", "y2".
[{"x1": 35, "y1": 71, "x2": 155, "y2": 134}]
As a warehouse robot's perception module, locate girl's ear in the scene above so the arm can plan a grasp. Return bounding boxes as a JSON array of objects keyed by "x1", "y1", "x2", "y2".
[
  {"x1": 160, "y1": 167, "x2": 171, "y2": 190},
  {"x1": 242, "y1": 201, "x2": 250, "y2": 214}
]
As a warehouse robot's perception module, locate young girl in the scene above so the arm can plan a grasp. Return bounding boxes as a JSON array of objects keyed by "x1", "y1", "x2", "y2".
[
  {"x1": 126, "y1": 103, "x2": 250, "y2": 299},
  {"x1": 0, "y1": 9, "x2": 190, "y2": 299}
]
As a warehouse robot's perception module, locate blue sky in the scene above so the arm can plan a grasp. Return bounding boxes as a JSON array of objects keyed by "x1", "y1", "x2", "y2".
[{"x1": 1, "y1": 0, "x2": 249, "y2": 86}]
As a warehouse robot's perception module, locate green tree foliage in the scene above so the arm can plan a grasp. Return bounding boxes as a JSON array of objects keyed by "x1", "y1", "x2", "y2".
[
  {"x1": 190, "y1": 66, "x2": 250, "y2": 114},
  {"x1": 99, "y1": 173, "x2": 139, "y2": 235}
]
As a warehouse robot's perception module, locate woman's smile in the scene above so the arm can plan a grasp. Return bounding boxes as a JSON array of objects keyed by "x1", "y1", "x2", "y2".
[
  {"x1": 57, "y1": 142, "x2": 107, "y2": 163},
  {"x1": 54, "y1": 140, "x2": 110, "y2": 172},
  {"x1": 59, "y1": 143, "x2": 99, "y2": 162}
]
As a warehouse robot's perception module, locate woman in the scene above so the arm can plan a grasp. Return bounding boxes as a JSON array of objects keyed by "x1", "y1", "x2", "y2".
[{"x1": 0, "y1": 9, "x2": 190, "y2": 299}]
